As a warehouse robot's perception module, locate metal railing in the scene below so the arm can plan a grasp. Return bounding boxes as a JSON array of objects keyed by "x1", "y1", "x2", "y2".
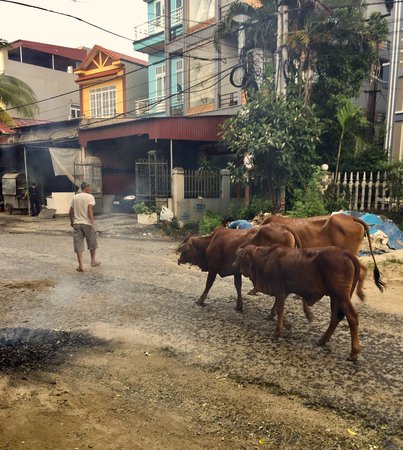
[
  {"x1": 134, "y1": 7, "x2": 183, "y2": 41},
  {"x1": 184, "y1": 169, "x2": 220, "y2": 198},
  {"x1": 219, "y1": 92, "x2": 239, "y2": 108}
]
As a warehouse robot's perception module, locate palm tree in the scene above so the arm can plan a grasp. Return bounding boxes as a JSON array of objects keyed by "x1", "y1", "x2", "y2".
[
  {"x1": 334, "y1": 100, "x2": 368, "y2": 186},
  {"x1": 0, "y1": 41, "x2": 38, "y2": 126}
]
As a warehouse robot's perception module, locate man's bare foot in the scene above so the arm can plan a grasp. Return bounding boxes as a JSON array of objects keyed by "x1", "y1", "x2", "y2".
[
  {"x1": 76, "y1": 267, "x2": 84, "y2": 272},
  {"x1": 91, "y1": 261, "x2": 101, "y2": 267}
]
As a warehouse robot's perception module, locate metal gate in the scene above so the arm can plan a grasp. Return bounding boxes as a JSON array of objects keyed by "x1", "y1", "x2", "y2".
[{"x1": 135, "y1": 151, "x2": 171, "y2": 206}]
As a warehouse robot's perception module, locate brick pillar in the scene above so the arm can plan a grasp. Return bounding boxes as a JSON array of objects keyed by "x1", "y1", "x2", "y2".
[
  {"x1": 220, "y1": 169, "x2": 230, "y2": 200},
  {"x1": 171, "y1": 167, "x2": 184, "y2": 218}
]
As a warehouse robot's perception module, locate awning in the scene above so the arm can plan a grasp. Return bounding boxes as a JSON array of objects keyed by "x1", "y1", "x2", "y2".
[{"x1": 79, "y1": 115, "x2": 231, "y2": 146}]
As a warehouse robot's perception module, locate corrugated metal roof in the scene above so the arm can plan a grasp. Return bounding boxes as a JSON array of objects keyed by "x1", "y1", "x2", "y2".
[
  {"x1": 10, "y1": 40, "x2": 88, "y2": 61},
  {"x1": 79, "y1": 116, "x2": 231, "y2": 145}
]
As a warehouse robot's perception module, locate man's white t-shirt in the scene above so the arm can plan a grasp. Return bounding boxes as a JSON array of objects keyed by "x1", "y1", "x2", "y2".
[{"x1": 71, "y1": 192, "x2": 95, "y2": 226}]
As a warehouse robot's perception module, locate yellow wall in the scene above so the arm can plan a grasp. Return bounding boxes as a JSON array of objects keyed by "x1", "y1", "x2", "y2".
[{"x1": 81, "y1": 76, "x2": 124, "y2": 118}]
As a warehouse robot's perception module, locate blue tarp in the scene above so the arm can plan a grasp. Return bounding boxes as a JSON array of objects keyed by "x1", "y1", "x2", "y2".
[
  {"x1": 341, "y1": 210, "x2": 403, "y2": 250},
  {"x1": 369, "y1": 222, "x2": 403, "y2": 250}
]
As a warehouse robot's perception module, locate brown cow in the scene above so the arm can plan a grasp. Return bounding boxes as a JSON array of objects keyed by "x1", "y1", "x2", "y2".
[
  {"x1": 178, "y1": 223, "x2": 308, "y2": 313},
  {"x1": 234, "y1": 244, "x2": 385, "y2": 360},
  {"x1": 261, "y1": 213, "x2": 381, "y2": 300}
]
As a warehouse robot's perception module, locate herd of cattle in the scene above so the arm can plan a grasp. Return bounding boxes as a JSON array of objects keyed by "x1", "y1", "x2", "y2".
[{"x1": 177, "y1": 213, "x2": 385, "y2": 361}]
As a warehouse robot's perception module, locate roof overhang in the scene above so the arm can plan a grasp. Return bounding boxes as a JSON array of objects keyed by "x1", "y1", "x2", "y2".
[{"x1": 78, "y1": 116, "x2": 231, "y2": 146}]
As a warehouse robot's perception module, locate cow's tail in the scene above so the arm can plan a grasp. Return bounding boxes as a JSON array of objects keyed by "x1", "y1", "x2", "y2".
[
  {"x1": 347, "y1": 252, "x2": 363, "y2": 300},
  {"x1": 353, "y1": 217, "x2": 386, "y2": 292}
]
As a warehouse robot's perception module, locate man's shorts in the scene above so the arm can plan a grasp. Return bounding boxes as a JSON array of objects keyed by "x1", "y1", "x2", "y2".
[{"x1": 73, "y1": 224, "x2": 98, "y2": 253}]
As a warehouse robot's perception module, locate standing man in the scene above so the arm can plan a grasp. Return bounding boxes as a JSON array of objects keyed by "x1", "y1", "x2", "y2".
[
  {"x1": 28, "y1": 181, "x2": 41, "y2": 216},
  {"x1": 69, "y1": 181, "x2": 101, "y2": 272}
]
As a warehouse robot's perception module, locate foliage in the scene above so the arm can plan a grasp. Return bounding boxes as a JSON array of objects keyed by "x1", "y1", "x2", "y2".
[
  {"x1": 198, "y1": 211, "x2": 223, "y2": 235},
  {"x1": 382, "y1": 160, "x2": 403, "y2": 211},
  {"x1": 227, "y1": 195, "x2": 273, "y2": 220},
  {"x1": 133, "y1": 202, "x2": 155, "y2": 214},
  {"x1": 289, "y1": 167, "x2": 328, "y2": 217},
  {"x1": 220, "y1": 80, "x2": 322, "y2": 210},
  {"x1": 158, "y1": 217, "x2": 180, "y2": 236},
  {"x1": 334, "y1": 99, "x2": 368, "y2": 184},
  {"x1": 182, "y1": 221, "x2": 199, "y2": 233}
]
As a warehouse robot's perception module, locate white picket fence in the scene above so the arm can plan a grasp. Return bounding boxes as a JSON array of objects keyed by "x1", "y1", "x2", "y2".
[{"x1": 332, "y1": 171, "x2": 400, "y2": 211}]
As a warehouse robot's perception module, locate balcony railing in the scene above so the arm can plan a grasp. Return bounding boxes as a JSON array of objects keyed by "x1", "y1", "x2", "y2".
[
  {"x1": 134, "y1": 7, "x2": 183, "y2": 41},
  {"x1": 134, "y1": 16, "x2": 165, "y2": 41},
  {"x1": 219, "y1": 92, "x2": 239, "y2": 108},
  {"x1": 134, "y1": 94, "x2": 183, "y2": 117}
]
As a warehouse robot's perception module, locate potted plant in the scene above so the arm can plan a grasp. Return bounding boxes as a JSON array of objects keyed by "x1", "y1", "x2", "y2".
[{"x1": 133, "y1": 202, "x2": 158, "y2": 225}]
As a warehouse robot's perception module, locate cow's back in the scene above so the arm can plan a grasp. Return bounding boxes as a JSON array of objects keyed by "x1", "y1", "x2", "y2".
[{"x1": 262, "y1": 214, "x2": 365, "y2": 255}]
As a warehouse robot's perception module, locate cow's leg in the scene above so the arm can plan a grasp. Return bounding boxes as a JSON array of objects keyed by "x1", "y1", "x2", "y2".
[
  {"x1": 247, "y1": 287, "x2": 258, "y2": 296},
  {"x1": 356, "y1": 262, "x2": 367, "y2": 301},
  {"x1": 234, "y1": 273, "x2": 243, "y2": 312},
  {"x1": 196, "y1": 272, "x2": 217, "y2": 306},
  {"x1": 340, "y1": 299, "x2": 360, "y2": 361},
  {"x1": 318, "y1": 297, "x2": 342, "y2": 347},
  {"x1": 267, "y1": 299, "x2": 292, "y2": 329},
  {"x1": 273, "y1": 295, "x2": 286, "y2": 339}
]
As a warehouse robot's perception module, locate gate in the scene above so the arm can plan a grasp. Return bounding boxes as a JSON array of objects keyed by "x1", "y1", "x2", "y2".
[{"x1": 135, "y1": 151, "x2": 171, "y2": 206}]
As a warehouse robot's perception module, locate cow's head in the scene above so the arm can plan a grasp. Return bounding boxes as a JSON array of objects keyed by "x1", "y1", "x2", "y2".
[{"x1": 177, "y1": 234, "x2": 209, "y2": 271}]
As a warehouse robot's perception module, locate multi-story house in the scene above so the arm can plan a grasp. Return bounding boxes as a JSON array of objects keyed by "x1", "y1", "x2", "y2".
[
  {"x1": 0, "y1": 40, "x2": 87, "y2": 122},
  {"x1": 133, "y1": 0, "x2": 241, "y2": 121},
  {"x1": 74, "y1": 45, "x2": 148, "y2": 122}
]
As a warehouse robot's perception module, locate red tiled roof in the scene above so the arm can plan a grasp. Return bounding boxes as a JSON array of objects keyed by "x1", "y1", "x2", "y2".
[
  {"x1": 77, "y1": 45, "x2": 148, "y2": 71},
  {"x1": 95, "y1": 45, "x2": 148, "y2": 66},
  {"x1": 0, "y1": 124, "x2": 16, "y2": 134},
  {"x1": 10, "y1": 40, "x2": 88, "y2": 62},
  {"x1": 79, "y1": 116, "x2": 231, "y2": 146}
]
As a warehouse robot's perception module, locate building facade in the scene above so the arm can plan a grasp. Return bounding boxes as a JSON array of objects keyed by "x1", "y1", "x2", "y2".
[{"x1": 0, "y1": 40, "x2": 88, "y2": 122}]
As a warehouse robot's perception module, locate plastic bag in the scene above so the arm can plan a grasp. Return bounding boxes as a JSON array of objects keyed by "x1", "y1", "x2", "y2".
[{"x1": 160, "y1": 206, "x2": 174, "y2": 221}]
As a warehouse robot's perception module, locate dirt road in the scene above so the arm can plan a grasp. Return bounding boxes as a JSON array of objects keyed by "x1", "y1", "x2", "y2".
[{"x1": 0, "y1": 222, "x2": 402, "y2": 449}]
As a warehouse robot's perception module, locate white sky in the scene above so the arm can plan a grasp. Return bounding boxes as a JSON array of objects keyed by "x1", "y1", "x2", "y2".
[{"x1": 0, "y1": 0, "x2": 148, "y2": 58}]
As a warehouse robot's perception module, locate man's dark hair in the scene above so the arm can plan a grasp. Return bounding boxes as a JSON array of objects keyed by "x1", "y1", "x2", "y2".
[{"x1": 81, "y1": 181, "x2": 90, "y2": 190}]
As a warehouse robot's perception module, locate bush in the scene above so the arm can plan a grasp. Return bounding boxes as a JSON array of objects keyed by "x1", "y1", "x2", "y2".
[
  {"x1": 289, "y1": 168, "x2": 328, "y2": 217},
  {"x1": 133, "y1": 202, "x2": 153, "y2": 214},
  {"x1": 182, "y1": 221, "x2": 199, "y2": 233},
  {"x1": 158, "y1": 217, "x2": 180, "y2": 236},
  {"x1": 198, "y1": 211, "x2": 223, "y2": 235},
  {"x1": 227, "y1": 196, "x2": 273, "y2": 220}
]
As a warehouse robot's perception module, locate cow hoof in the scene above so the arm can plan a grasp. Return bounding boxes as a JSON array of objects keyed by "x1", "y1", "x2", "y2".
[
  {"x1": 284, "y1": 322, "x2": 292, "y2": 330},
  {"x1": 235, "y1": 306, "x2": 243, "y2": 313},
  {"x1": 317, "y1": 339, "x2": 326, "y2": 347},
  {"x1": 306, "y1": 311, "x2": 314, "y2": 323},
  {"x1": 247, "y1": 290, "x2": 258, "y2": 296},
  {"x1": 347, "y1": 354, "x2": 359, "y2": 362},
  {"x1": 195, "y1": 300, "x2": 206, "y2": 307}
]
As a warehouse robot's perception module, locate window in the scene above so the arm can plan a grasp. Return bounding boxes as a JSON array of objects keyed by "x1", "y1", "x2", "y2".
[
  {"x1": 176, "y1": 59, "x2": 183, "y2": 102},
  {"x1": 155, "y1": 64, "x2": 166, "y2": 111},
  {"x1": 69, "y1": 104, "x2": 80, "y2": 119},
  {"x1": 154, "y1": 0, "x2": 164, "y2": 28},
  {"x1": 89, "y1": 86, "x2": 117, "y2": 118}
]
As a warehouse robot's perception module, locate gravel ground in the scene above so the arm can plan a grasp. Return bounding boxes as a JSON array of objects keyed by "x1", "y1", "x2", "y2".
[{"x1": 0, "y1": 212, "x2": 402, "y2": 449}]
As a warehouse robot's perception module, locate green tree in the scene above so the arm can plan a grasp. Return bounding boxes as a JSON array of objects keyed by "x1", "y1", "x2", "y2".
[
  {"x1": 334, "y1": 99, "x2": 368, "y2": 186},
  {"x1": 0, "y1": 41, "x2": 38, "y2": 125},
  {"x1": 220, "y1": 80, "x2": 322, "y2": 210}
]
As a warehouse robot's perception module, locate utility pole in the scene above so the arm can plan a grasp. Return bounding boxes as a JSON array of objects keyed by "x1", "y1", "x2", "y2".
[
  {"x1": 276, "y1": 4, "x2": 288, "y2": 97},
  {"x1": 384, "y1": 0, "x2": 402, "y2": 159}
]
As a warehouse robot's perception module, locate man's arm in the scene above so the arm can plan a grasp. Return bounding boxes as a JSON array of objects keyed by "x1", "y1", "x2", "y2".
[
  {"x1": 88, "y1": 204, "x2": 95, "y2": 229},
  {"x1": 69, "y1": 207, "x2": 74, "y2": 227}
]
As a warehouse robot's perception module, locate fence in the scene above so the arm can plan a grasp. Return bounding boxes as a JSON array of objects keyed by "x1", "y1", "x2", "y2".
[
  {"x1": 332, "y1": 171, "x2": 401, "y2": 211},
  {"x1": 184, "y1": 169, "x2": 220, "y2": 198}
]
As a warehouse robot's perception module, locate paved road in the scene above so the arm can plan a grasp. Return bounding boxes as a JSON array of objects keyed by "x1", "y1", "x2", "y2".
[{"x1": 0, "y1": 229, "x2": 402, "y2": 440}]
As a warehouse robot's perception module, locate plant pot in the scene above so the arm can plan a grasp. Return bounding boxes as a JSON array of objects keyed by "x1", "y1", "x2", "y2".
[{"x1": 137, "y1": 212, "x2": 158, "y2": 225}]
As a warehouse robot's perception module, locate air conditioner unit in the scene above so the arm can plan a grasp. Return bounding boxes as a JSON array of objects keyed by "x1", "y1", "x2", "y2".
[{"x1": 67, "y1": 66, "x2": 74, "y2": 74}]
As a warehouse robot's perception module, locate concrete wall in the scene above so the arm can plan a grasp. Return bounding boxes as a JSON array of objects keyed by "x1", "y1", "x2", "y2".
[{"x1": 171, "y1": 167, "x2": 231, "y2": 225}]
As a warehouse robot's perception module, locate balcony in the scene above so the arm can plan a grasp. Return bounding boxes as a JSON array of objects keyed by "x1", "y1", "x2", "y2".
[
  {"x1": 133, "y1": 16, "x2": 165, "y2": 53},
  {"x1": 219, "y1": 92, "x2": 239, "y2": 109},
  {"x1": 134, "y1": 96, "x2": 167, "y2": 117}
]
